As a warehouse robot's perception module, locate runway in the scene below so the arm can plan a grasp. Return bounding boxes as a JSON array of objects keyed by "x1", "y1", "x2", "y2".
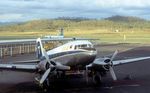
[{"x1": 0, "y1": 43, "x2": 150, "y2": 93}]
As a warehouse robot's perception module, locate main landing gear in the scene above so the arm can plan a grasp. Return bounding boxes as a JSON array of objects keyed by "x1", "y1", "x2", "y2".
[
  {"x1": 85, "y1": 70, "x2": 106, "y2": 85},
  {"x1": 92, "y1": 72, "x2": 102, "y2": 85}
]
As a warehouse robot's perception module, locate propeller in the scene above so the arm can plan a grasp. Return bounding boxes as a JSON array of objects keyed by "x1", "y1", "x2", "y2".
[
  {"x1": 109, "y1": 50, "x2": 118, "y2": 81},
  {"x1": 110, "y1": 50, "x2": 118, "y2": 63},
  {"x1": 43, "y1": 48, "x2": 51, "y2": 65},
  {"x1": 38, "y1": 48, "x2": 70, "y2": 85},
  {"x1": 85, "y1": 66, "x2": 89, "y2": 84},
  {"x1": 85, "y1": 63, "x2": 93, "y2": 84},
  {"x1": 40, "y1": 68, "x2": 51, "y2": 84},
  {"x1": 109, "y1": 66, "x2": 117, "y2": 80},
  {"x1": 39, "y1": 48, "x2": 54, "y2": 85}
]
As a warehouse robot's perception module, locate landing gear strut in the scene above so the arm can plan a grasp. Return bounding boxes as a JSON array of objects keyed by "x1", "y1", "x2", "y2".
[{"x1": 85, "y1": 70, "x2": 102, "y2": 85}]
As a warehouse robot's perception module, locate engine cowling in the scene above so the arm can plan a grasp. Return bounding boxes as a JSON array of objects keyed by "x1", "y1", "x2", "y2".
[
  {"x1": 104, "y1": 58, "x2": 111, "y2": 63},
  {"x1": 102, "y1": 57, "x2": 111, "y2": 70}
]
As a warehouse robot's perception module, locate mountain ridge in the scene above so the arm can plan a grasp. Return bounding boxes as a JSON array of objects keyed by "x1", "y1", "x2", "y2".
[{"x1": 104, "y1": 15, "x2": 146, "y2": 22}]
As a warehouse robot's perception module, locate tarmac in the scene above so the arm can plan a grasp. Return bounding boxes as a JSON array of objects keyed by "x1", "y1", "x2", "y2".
[{"x1": 0, "y1": 43, "x2": 150, "y2": 93}]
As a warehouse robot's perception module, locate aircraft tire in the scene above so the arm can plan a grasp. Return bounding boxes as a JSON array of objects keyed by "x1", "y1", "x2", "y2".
[{"x1": 92, "y1": 72, "x2": 102, "y2": 85}]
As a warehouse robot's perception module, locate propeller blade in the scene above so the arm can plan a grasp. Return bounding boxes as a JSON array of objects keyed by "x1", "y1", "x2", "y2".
[
  {"x1": 110, "y1": 50, "x2": 118, "y2": 62},
  {"x1": 40, "y1": 68, "x2": 51, "y2": 84},
  {"x1": 55, "y1": 65, "x2": 70, "y2": 70},
  {"x1": 109, "y1": 66, "x2": 117, "y2": 81},
  {"x1": 85, "y1": 66, "x2": 89, "y2": 84},
  {"x1": 43, "y1": 48, "x2": 51, "y2": 64}
]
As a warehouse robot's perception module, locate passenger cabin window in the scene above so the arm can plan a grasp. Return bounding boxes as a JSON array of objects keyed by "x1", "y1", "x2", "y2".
[
  {"x1": 70, "y1": 45, "x2": 72, "y2": 49},
  {"x1": 74, "y1": 44, "x2": 92, "y2": 49},
  {"x1": 74, "y1": 46, "x2": 77, "y2": 49}
]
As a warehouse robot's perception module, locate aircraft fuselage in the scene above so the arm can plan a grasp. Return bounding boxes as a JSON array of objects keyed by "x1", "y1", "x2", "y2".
[{"x1": 44, "y1": 40, "x2": 97, "y2": 70}]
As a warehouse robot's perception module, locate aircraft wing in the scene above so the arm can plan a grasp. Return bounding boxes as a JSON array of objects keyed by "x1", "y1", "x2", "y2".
[
  {"x1": 0, "y1": 60, "x2": 70, "y2": 73},
  {"x1": 87, "y1": 56, "x2": 150, "y2": 81},
  {"x1": 113, "y1": 56, "x2": 150, "y2": 66},
  {"x1": 0, "y1": 63, "x2": 37, "y2": 72},
  {"x1": 13, "y1": 59, "x2": 40, "y2": 64},
  {"x1": 90, "y1": 56, "x2": 150, "y2": 67}
]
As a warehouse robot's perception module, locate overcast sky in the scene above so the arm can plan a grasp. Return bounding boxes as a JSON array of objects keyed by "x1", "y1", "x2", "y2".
[{"x1": 0, "y1": 0, "x2": 150, "y2": 22}]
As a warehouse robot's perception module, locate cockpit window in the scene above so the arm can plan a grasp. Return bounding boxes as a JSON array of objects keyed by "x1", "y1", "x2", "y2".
[
  {"x1": 74, "y1": 44, "x2": 92, "y2": 49},
  {"x1": 88, "y1": 44, "x2": 93, "y2": 48},
  {"x1": 81, "y1": 44, "x2": 87, "y2": 48}
]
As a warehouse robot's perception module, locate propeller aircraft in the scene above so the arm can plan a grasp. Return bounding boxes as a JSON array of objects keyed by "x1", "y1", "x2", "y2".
[{"x1": 0, "y1": 38, "x2": 150, "y2": 90}]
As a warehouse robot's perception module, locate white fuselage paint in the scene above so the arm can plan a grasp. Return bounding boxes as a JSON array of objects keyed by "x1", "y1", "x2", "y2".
[{"x1": 46, "y1": 40, "x2": 97, "y2": 69}]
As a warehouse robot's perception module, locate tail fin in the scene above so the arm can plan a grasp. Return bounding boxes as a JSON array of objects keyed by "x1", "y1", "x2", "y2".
[{"x1": 36, "y1": 38, "x2": 44, "y2": 59}]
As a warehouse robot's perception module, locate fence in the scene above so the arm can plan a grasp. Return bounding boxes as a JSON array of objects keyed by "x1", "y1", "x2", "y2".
[{"x1": 0, "y1": 43, "x2": 36, "y2": 58}]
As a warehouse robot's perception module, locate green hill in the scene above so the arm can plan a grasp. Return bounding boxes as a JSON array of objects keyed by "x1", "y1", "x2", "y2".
[
  {"x1": 0, "y1": 16, "x2": 150, "y2": 32},
  {"x1": 105, "y1": 15, "x2": 146, "y2": 22}
]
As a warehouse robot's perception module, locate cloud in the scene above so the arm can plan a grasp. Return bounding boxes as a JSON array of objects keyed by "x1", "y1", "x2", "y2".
[
  {"x1": 0, "y1": 14, "x2": 23, "y2": 22},
  {"x1": 0, "y1": 0, "x2": 150, "y2": 22},
  {"x1": 93, "y1": 0, "x2": 150, "y2": 8}
]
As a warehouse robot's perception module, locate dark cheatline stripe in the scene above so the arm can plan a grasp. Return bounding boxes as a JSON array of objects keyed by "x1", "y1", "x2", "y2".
[
  {"x1": 40, "y1": 47, "x2": 96, "y2": 61},
  {"x1": 40, "y1": 50, "x2": 85, "y2": 61},
  {"x1": 80, "y1": 48, "x2": 96, "y2": 51}
]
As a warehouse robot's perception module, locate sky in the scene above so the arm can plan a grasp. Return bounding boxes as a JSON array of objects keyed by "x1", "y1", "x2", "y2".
[{"x1": 0, "y1": 0, "x2": 150, "y2": 22}]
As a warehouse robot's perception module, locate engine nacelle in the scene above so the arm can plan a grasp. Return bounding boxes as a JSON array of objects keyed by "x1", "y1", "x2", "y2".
[
  {"x1": 37, "y1": 60, "x2": 52, "y2": 71},
  {"x1": 104, "y1": 57, "x2": 111, "y2": 63},
  {"x1": 101, "y1": 57, "x2": 111, "y2": 70},
  {"x1": 102, "y1": 65, "x2": 110, "y2": 70}
]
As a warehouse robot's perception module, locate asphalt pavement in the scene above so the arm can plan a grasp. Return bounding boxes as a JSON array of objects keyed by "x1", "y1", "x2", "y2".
[{"x1": 0, "y1": 43, "x2": 150, "y2": 93}]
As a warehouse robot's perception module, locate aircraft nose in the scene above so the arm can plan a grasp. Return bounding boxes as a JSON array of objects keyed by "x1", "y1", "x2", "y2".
[
  {"x1": 88, "y1": 48, "x2": 97, "y2": 56},
  {"x1": 81, "y1": 47, "x2": 97, "y2": 56}
]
